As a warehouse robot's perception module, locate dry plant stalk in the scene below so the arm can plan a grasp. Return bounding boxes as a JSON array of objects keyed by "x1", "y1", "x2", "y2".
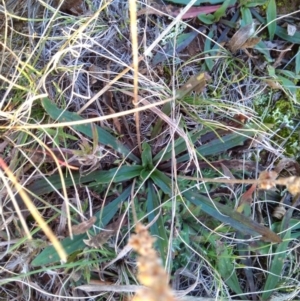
[{"x1": 129, "y1": 223, "x2": 176, "y2": 301}]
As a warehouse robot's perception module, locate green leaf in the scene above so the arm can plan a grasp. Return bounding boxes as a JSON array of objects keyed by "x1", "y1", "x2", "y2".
[
  {"x1": 266, "y1": 0, "x2": 276, "y2": 40},
  {"x1": 41, "y1": 98, "x2": 139, "y2": 163},
  {"x1": 175, "y1": 130, "x2": 254, "y2": 165},
  {"x1": 262, "y1": 205, "x2": 295, "y2": 300},
  {"x1": 254, "y1": 41, "x2": 273, "y2": 62},
  {"x1": 240, "y1": 6, "x2": 253, "y2": 26},
  {"x1": 153, "y1": 129, "x2": 203, "y2": 164},
  {"x1": 215, "y1": 241, "x2": 243, "y2": 295},
  {"x1": 275, "y1": 26, "x2": 300, "y2": 44},
  {"x1": 278, "y1": 75, "x2": 297, "y2": 99},
  {"x1": 140, "y1": 168, "x2": 151, "y2": 181},
  {"x1": 147, "y1": 183, "x2": 169, "y2": 265},
  {"x1": 241, "y1": 0, "x2": 268, "y2": 7},
  {"x1": 197, "y1": 13, "x2": 215, "y2": 25},
  {"x1": 213, "y1": 0, "x2": 235, "y2": 22},
  {"x1": 142, "y1": 142, "x2": 153, "y2": 168},
  {"x1": 154, "y1": 128, "x2": 254, "y2": 166},
  {"x1": 250, "y1": 9, "x2": 300, "y2": 44},
  {"x1": 150, "y1": 170, "x2": 172, "y2": 195},
  {"x1": 31, "y1": 186, "x2": 132, "y2": 266},
  {"x1": 23, "y1": 165, "x2": 143, "y2": 200},
  {"x1": 204, "y1": 29, "x2": 215, "y2": 71},
  {"x1": 183, "y1": 189, "x2": 281, "y2": 243},
  {"x1": 295, "y1": 47, "x2": 300, "y2": 75}
]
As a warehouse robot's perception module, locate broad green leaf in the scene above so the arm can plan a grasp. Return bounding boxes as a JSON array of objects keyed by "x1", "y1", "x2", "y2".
[
  {"x1": 241, "y1": 0, "x2": 267, "y2": 7},
  {"x1": 296, "y1": 47, "x2": 300, "y2": 75},
  {"x1": 213, "y1": 0, "x2": 235, "y2": 22},
  {"x1": 262, "y1": 204, "x2": 295, "y2": 300},
  {"x1": 152, "y1": 129, "x2": 204, "y2": 164},
  {"x1": 275, "y1": 26, "x2": 300, "y2": 44},
  {"x1": 184, "y1": 189, "x2": 281, "y2": 243},
  {"x1": 197, "y1": 13, "x2": 215, "y2": 24},
  {"x1": 147, "y1": 183, "x2": 169, "y2": 265},
  {"x1": 277, "y1": 69, "x2": 300, "y2": 80},
  {"x1": 254, "y1": 41, "x2": 273, "y2": 62},
  {"x1": 240, "y1": 6, "x2": 253, "y2": 26},
  {"x1": 175, "y1": 130, "x2": 254, "y2": 165},
  {"x1": 31, "y1": 186, "x2": 132, "y2": 266},
  {"x1": 23, "y1": 165, "x2": 143, "y2": 200},
  {"x1": 149, "y1": 168, "x2": 280, "y2": 245},
  {"x1": 41, "y1": 98, "x2": 139, "y2": 163},
  {"x1": 278, "y1": 76, "x2": 297, "y2": 98},
  {"x1": 266, "y1": 0, "x2": 276, "y2": 40},
  {"x1": 152, "y1": 31, "x2": 198, "y2": 66},
  {"x1": 150, "y1": 170, "x2": 172, "y2": 195},
  {"x1": 142, "y1": 142, "x2": 153, "y2": 168},
  {"x1": 250, "y1": 10, "x2": 300, "y2": 44},
  {"x1": 140, "y1": 168, "x2": 151, "y2": 181},
  {"x1": 215, "y1": 241, "x2": 243, "y2": 295},
  {"x1": 153, "y1": 128, "x2": 254, "y2": 166}
]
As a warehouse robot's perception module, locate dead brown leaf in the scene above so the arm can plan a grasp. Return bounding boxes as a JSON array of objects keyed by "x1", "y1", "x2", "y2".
[
  {"x1": 176, "y1": 72, "x2": 211, "y2": 98},
  {"x1": 137, "y1": 3, "x2": 222, "y2": 19},
  {"x1": 227, "y1": 22, "x2": 257, "y2": 53},
  {"x1": 71, "y1": 216, "x2": 97, "y2": 235},
  {"x1": 84, "y1": 215, "x2": 127, "y2": 248},
  {"x1": 220, "y1": 163, "x2": 235, "y2": 189},
  {"x1": 258, "y1": 170, "x2": 278, "y2": 190},
  {"x1": 54, "y1": 0, "x2": 85, "y2": 15}
]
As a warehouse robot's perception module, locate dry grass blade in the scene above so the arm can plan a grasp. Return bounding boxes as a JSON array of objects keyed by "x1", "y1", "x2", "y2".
[
  {"x1": 0, "y1": 158, "x2": 67, "y2": 262},
  {"x1": 129, "y1": 0, "x2": 141, "y2": 154}
]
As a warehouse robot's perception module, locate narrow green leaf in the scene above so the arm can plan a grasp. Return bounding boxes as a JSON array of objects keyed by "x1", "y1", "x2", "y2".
[
  {"x1": 250, "y1": 9, "x2": 300, "y2": 44},
  {"x1": 278, "y1": 76, "x2": 297, "y2": 98},
  {"x1": 254, "y1": 41, "x2": 273, "y2": 62},
  {"x1": 215, "y1": 241, "x2": 243, "y2": 295},
  {"x1": 240, "y1": 6, "x2": 253, "y2": 26},
  {"x1": 150, "y1": 170, "x2": 172, "y2": 195},
  {"x1": 154, "y1": 129, "x2": 254, "y2": 166},
  {"x1": 184, "y1": 189, "x2": 281, "y2": 243},
  {"x1": 277, "y1": 69, "x2": 300, "y2": 80},
  {"x1": 142, "y1": 142, "x2": 153, "y2": 168},
  {"x1": 266, "y1": 0, "x2": 276, "y2": 40},
  {"x1": 213, "y1": 0, "x2": 235, "y2": 22},
  {"x1": 31, "y1": 186, "x2": 132, "y2": 266},
  {"x1": 295, "y1": 47, "x2": 300, "y2": 75},
  {"x1": 204, "y1": 28, "x2": 215, "y2": 71},
  {"x1": 197, "y1": 13, "x2": 215, "y2": 25},
  {"x1": 275, "y1": 26, "x2": 300, "y2": 44},
  {"x1": 147, "y1": 183, "x2": 169, "y2": 265},
  {"x1": 41, "y1": 98, "x2": 139, "y2": 163},
  {"x1": 175, "y1": 130, "x2": 254, "y2": 165},
  {"x1": 242, "y1": 0, "x2": 268, "y2": 7},
  {"x1": 23, "y1": 165, "x2": 143, "y2": 200},
  {"x1": 262, "y1": 203, "x2": 296, "y2": 300}
]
